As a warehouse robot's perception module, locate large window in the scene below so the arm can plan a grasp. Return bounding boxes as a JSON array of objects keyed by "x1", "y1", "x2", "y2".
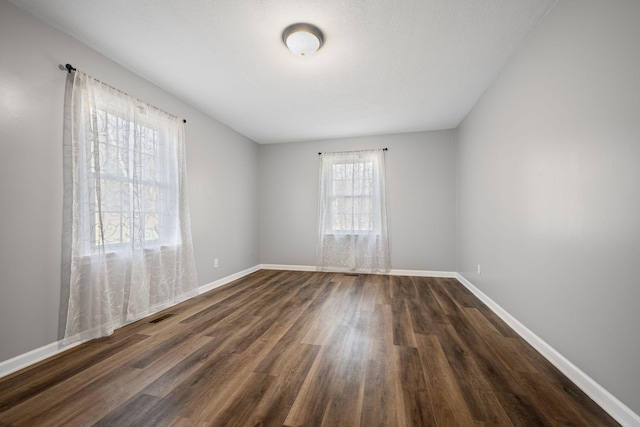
[
  {"x1": 90, "y1": 110, "x2": 167, "y2": 249},
  {"x1": 316, "y1": 149, "x2": 390, "y2": 273},
  {"x1": 62, "y1": 70, "x2": 198, "y2": 344}
]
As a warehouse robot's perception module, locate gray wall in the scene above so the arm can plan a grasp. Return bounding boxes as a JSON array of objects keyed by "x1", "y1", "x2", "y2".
[
  {"x1": 0, "y1": 0, "x2": 259, "y2": 363},
  {"x1": 259, "y1": 131, "x2": 456, "y2": 271},
  {"x1": 457, "y1": 0, "x2": 640, "y2": 414}
]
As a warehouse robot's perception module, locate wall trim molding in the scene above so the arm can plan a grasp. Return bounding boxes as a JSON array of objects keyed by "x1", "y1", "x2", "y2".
[
  {"x1": 455, "y1": 273, "x2": 640, "y2": 427},
  {"x1": 0, "y1": 339, "x2": 81, "y2": 379},
  {"x1": 259, "y1": 264, "x2": 457, "y2": 278},
  {"x1": 198, "y1": 265, "x2": 262, "y2": 294},
  {"x1": 259, "y1": 264, "x2": 316, "y2": 272},
  {"x1": 388, "y1": 268, "x2": 456, "y2": 278}
]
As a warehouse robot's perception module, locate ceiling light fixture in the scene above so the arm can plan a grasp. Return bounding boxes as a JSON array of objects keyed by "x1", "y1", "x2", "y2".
[{"x1": 282, "y1": 23, "x2": 324, "y2": 58}]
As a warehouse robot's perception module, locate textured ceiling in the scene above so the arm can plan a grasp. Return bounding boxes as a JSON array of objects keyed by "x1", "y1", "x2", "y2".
[{"x1": 9, "y1": 0, "x2": 556, "y2": 144}]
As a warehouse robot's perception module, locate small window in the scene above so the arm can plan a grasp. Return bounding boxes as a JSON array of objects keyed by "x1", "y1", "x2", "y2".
[
  {"x1": 327, "y1": 160, "x2": 375, "y2": 233},
  {"x1": 316, "y1": 149, "x2": 390, "y2": 273}
]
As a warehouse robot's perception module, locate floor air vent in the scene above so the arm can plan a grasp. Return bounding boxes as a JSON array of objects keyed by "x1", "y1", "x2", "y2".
[{"x1": 148, "y1": 313, "x2": 175, "y2": 324}]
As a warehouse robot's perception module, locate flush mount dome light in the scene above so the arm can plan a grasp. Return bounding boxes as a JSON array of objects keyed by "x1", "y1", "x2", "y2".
[{"x1": 282, "y1": 23, "x2": 324, "y2": 57}]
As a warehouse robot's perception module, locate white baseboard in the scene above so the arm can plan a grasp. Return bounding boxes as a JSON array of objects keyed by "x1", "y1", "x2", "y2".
[
  {"x1": 388, "y1": 268, "x2": 456, "y2": 278},
  {"x1": 455, "y1": 273, "x2": 640, "y2": 427},
  {"x1": 198, "y1": 264, "x2": 262, "y2": 294},
  {"x1": 259, "y1": 264, "x2": 457, "y2": 278},
  {"x1": 260, "y1": 264, "x2": 316, "y2": 272},
  {"x1": 0, "y1": 339, "x2": 81, "y2": 379}
]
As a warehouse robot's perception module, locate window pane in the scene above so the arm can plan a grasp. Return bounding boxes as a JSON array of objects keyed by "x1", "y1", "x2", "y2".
[
  {"x1": 144, "y1": 214, "x2": 160, "y2": 241},
  {"x1": 141, "y1": 154, "x2": 157, "y2": 180},
  {"x1": 98, "y1": 212, "x2": 129, "y2": 245},
  {"x1": 328, "y1": 160, "x2": 375, "y2": 233},
  {"x1": 90, "y1": 108, "x2": 166, "y2": 248},
  {"x1": 142, "y1": 184, "x2": 158, "y2": 211},
  {"x1": 100, "y1": 179, "x2": 126, "y2": 211}
]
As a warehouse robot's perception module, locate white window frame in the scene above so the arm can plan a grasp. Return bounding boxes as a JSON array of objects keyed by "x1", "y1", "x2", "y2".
[
  {"x1": 324, "y1": 157, "x2": 377, "y2": 235},
  {"x1": 86, "y1": 106, "x2": 174, "y2": 254}
]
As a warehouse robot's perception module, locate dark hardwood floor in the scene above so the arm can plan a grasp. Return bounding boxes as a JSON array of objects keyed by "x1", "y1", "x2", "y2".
[{"x1": 0, "y1": 270, "x2": 619, "y2": 426}]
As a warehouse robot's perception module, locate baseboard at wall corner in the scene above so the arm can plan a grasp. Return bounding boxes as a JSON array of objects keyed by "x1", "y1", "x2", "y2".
[
  {"x1": 455, "y1": 273, "x2": 640, "y2": 427},
  {"x1": 198, "y1": 264, "x2": 262, "y2": 294}
]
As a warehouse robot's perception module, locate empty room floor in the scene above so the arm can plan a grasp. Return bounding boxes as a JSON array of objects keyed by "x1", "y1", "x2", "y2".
[{"x1": 0, "y1": 270, "x2": 618, "y2": 426}]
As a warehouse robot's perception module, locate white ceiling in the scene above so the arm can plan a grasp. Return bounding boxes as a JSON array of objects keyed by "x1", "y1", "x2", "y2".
[{"x1": 10, "y1": 0, "x2": 556, "y2": 144}]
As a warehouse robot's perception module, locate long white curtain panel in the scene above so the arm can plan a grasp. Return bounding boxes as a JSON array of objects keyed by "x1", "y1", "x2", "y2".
[
  {"x1": 61, "y1": 70, "x2": 198, "y2": 343},
  {"x1": 316, "y1": 149, "x2": 390, "y2": 273}
]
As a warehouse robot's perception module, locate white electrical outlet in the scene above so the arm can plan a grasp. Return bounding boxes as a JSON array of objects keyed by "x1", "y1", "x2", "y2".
[
  {"x1": 477, "y1": 264, "x2": 481, "y2": 275},
  {"x1": 214, "y1": 258, "x2": 219, "y2": 268}
]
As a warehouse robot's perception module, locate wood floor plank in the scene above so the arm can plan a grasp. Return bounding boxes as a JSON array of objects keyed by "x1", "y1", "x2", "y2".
[
  {"x1": 165, "y1": 417, "x2": 209, "y2": 427},
  {"x1": 300, "y1": 277, "x2": 355, "y2": 346},
  {"x1": 408, "y1": 277, "x2": 449, "y2": 335},
  {"x1": 394, "y1": 345, "x2": 437, "y2": 426},
  {"x1": 140, "y1": 336, "x2": 223, "y2": 398},
  {"x1": 253, "y1": 277, "x2": 335, "y2": 376},
  {"x1": 440, "y1": 277, "x2": 519, "y2": 338},
  {"x1": 415, "y1": 333, "x2": 476, "y2": 426},
  {"x1": 429, "y1": 277, "x2": 463, "y2": 316},
  {"x1": 413, "y1": 277, "x2": 450, "y2": 325},
  {"x1": 391, "y1": 297, "x2": 418, "y2": 348},
  {"x1": 462, "y1": 307, "x2": 539, "y2": 374},
  {"x1": 435, "y1": 323, "x2": 515, "y2": 425},
  {"x1": 358, "y1": 274, "x2": 379, "y2": 312},
  {"x1": 0, "y1": 333, "x2": 149, "y2": 412},
  {"x1": 446, "y1": 313, "x2": 554, "y2": 425},
  {"x1": 283, "y1": 324, "x2": 351, "y2": 426},
  {"x1": 248, "y1": 343, "x2": 321, "y2": 426},
  {"x1": 375, "y1": 274, "x2": 393, "y2": 305},
  {"x1": 206, "y1": 372, "x2": 275, "y2": 426},
  {"x1": 135, "y1": 351, "x2": 242, "y2": 426},
  {"x1": 0, "y1": 271, "x2": 620, "y2": 427},
  {"x1": 13, "y1": 333, "x2": 216, "y2": 426},
  {"x1": 360, "y1": 344, "x2": 397, "y2": 426},
  {"x1": 319, "y1": 310, "x2": 373, "y2": 427},
  {"x1": 185, "y1": 321, "x2": 291, "y2": 423},
  {"x1": 319, "y1": 377, "x2": 366, "y2": 427},
  {"x1": 448, "y1": 313, "x2": 527, "y2": 396},
  {"x1": 93, "y1": 392, "x2": 159, "y2": 427},
  {"x1": 21, "y1": 365, "x2": 144, "y2": 426},
  {"x1": 516, "y1": 370, "x2": 595, "y2": 426}
]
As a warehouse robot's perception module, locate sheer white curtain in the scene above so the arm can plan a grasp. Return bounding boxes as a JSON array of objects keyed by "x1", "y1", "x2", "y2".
[
  {"x1": 61, "y1": 70, "x2": 198, "y2": 344},
  {"x1": 316, "y1": 149, "x2": 390, "y2": 273}
]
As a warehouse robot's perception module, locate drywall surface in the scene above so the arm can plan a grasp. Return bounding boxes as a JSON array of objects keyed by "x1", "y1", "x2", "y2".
[
  {"x1": 456, "y1": 0, "x2": 640, "y2": 414},
  {"x1": 0, "y1": 0, "x2": 259, "y2": 362},
  {"x1": 259, "y1": 130, "x2": 456, "y2": 271}
]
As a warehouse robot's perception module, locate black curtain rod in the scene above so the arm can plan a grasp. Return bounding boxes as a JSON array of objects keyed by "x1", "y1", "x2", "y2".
[
  {"x1": 62, "y1": 63, "x2": 187, "y2": 124},
  {"x1": 318, "y1": 147, "x2": 387, "y2": 155}
]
